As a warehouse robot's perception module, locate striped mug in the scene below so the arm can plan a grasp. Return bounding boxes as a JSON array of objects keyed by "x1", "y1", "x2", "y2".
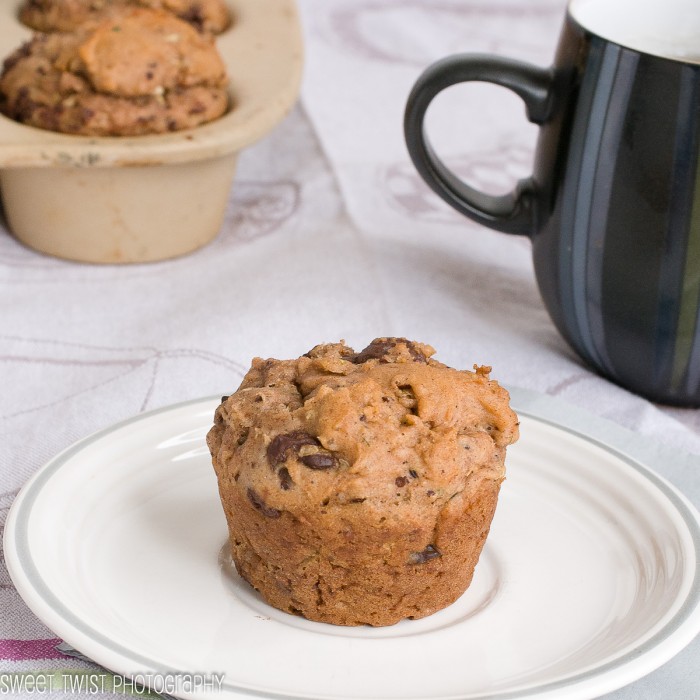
[{"x1": 405, "y1": 0, "x2": 700, "y2": 406}]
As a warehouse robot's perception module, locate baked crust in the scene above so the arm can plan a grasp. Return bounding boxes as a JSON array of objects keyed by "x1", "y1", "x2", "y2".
[
  {"x1": 207, "y1": 338, "x2": 519, "y2": 626},
  {"x1": 0, "y1": 8, "x2": 229, "y2": 136},
  {"x1": 19, "y1": 0, "x2": 231, "y2": 35}
]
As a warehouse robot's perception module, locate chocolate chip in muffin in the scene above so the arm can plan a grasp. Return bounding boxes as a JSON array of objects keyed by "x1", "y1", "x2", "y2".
[
  {"x1": 404, "y1": 340, "x2": 429, "y2": 364},
  {"x1": 349, "y1": 338, "x2": 396, "y2": 364},
  {"x1": 236, "y1": 428, "x2": 249, "y2": 447},
  {"x1": 278, "y1": 467, "x2": 293, "y2": 491},
  {"x1": 178, "y1": 2, "x2": 205, "y2": 31},
  {"x1": 300, "y1": 453, "x2": 336, "y2": 470},
  {"x1": 247, "y1": 488, "x2": 281, "y2": 519},
  {"x1": 408, "y1": 545, "x2": 442, "y2": 565},
  {"x1": 267, "y1": 431, "x2": 320, "y2": 467}
]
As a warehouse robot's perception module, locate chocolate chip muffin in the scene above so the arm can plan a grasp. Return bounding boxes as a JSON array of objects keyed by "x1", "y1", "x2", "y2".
[
  {"x1": 19, "y1": 0, "x2": 231, "y2": 35},
  {"x1": 207, "y1": 338, "x2": 519, "y2": 627},
  {"x1": 0, "y1": 8, "x2": 228, "y2": 136}
]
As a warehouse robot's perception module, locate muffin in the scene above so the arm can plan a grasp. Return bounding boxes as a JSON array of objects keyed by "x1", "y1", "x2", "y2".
[
  {"x1": 19, "y1": 0, "x2": 231, "y2": 35},
  {"x1": 207, "y1": 338, "x2": 519, "y2": 627},
  {"x1": 0, "y1": 8, "x2": 228, "y2": 136}
]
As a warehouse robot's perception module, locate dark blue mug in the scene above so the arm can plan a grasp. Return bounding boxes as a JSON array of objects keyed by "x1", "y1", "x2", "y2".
[{"x1": 405, "y1": 0, "x2": 700, "y2": 406}]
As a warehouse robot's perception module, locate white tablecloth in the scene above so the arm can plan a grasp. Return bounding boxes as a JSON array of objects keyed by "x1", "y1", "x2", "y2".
[{"x1": 1, "y1": 0, "x2": 698, "y2": 697}]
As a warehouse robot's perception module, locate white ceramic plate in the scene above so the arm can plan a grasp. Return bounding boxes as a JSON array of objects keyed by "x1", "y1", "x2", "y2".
[{"x1": 4, "y1": 390, "x2": 700, "y2": 700}]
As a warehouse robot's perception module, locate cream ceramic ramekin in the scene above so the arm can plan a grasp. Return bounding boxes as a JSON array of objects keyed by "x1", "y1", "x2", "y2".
[{"x1": 0, "y1": 0, "x2": 303, "y2": 263}]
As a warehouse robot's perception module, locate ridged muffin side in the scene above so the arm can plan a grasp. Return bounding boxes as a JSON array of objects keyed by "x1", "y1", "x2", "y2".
[{"x1": 207, "y1": 338, "x2": 519, "y2": 626}]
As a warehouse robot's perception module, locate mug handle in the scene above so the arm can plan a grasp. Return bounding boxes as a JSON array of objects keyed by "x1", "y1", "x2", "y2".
[{"x1": 404, "y1": 54, "x2": 553, "y2": 237}]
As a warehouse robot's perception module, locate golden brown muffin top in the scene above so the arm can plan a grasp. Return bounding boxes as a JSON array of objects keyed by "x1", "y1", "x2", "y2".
[
  {"x1": 68, "y1": 8, "x2": 228, "y2": 96},
  {"x1": 209, "y1": 338, "x2": 519, "y2": 516},
  {"x1": 19, "y1": 0, "x2": 231, "y2": 35},
  {"x1": 0, "y1": 8, "x2": 229, "y2": 135}
]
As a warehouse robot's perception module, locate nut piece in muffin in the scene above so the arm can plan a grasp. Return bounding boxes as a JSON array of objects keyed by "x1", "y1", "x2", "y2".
[
  {"x1": 19, "y1": 0, "x2": 231, "y2": 35},
  {"x1": 0, "y1": 8, "x2": 229, "y2": 136},
  {"x1": 207, "y1": 338, "x2": 519, "y2": 627}
]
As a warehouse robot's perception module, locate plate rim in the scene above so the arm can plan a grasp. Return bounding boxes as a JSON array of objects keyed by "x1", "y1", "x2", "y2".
[{"x1": 4, "y1": 388, "x2": 700, "y2": 700}]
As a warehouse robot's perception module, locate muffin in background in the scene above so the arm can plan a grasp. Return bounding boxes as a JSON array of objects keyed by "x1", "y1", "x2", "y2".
[
  {"x1": 19, "y1": 0, "x2": 231, "y2": 35},
  {"x1": 207, "y1": 338, "x2": 519, "y2": 627},
  {"x1": 0, "y1": 8, "x2": 229, "y2": 136}
]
